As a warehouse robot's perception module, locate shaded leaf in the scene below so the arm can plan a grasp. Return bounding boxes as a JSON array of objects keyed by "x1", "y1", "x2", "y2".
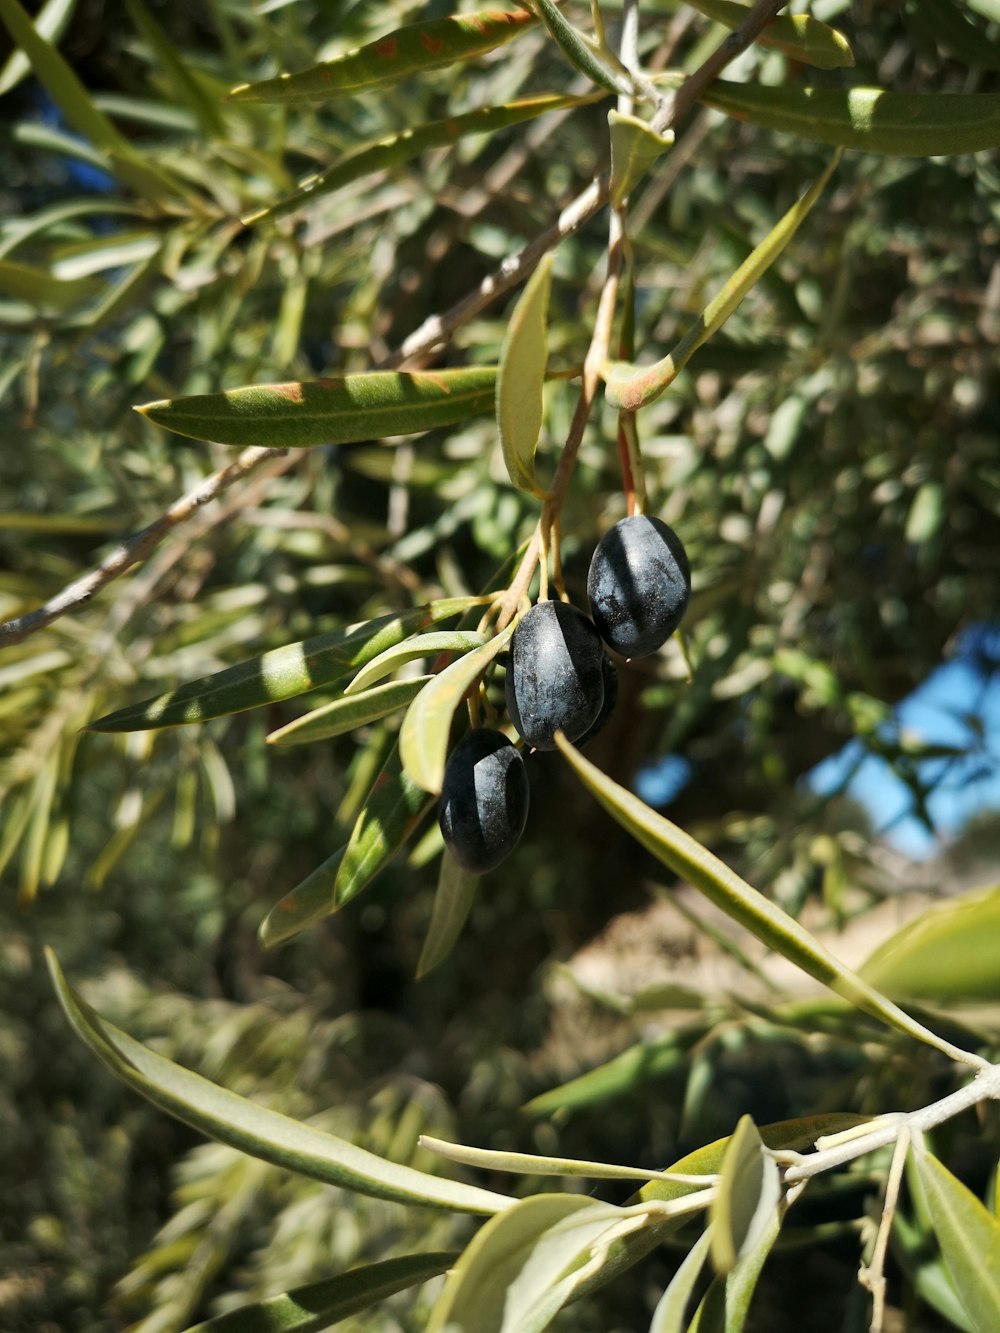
[
  {"x1": 259, "y1": 845, "x2": 348, "y2": 949},
  {"x1": 334, "y1": 741, "x2": 434, "y2": 909},
  {"x1": 702, "y1": 82, "x2": 1000, "y2": 156},
  {"x1": 229, "y1": 9, "x2": 536, "y2": 103},
  {"x1": 47, "y1": 950, "x2": 511, "y2": 1215},
  {"x1": 417, "y1": 849, "x2": 479, "y2": 978},
  {"x1": 605, "y1": 152, "x2": 841, "y2": 410},
  {"x1": 911, "y1": 1145, "x2": 1000, "y2": 1332},
  {"x1": 496, "y1": 253, "x2": 553, "y2": 497},
  {"x1": 859, "y1": 883, "x2": 1000, "y2": 1003},
  {"x1": 400, "y1": 622, "x2": 516, "y2": 795},
  {"x1": 245, "y1": 93, "x2": 601, "y2": 225},
  {"x1": 648, "y1": 1229, "x2": 712, "y2": 1333},
  {"x1": 266, "y1": 677, "x2": 432, "y2": 747},
  {"x1": 88, "y1": 600, "x2": 479, "y2": 732},
  {"x1": 347, "y1": 629, "x2": 488, "y2": 694},
  {"x1": 532, "y1": 0, "x2": 628, "y2": 95},
  {"x1": 138, "y1": 367, "x2": 499, "y2": 448},
  {"x1": 609, "y1": 111, "x2": 673, "y2": 207},
  {"x1": 0, "y1": 257, "x2": 96, "y2": 310},
  {"x1": 183, "y1": 1251, "x2": 460, "y2": 1333},
  {"x1": 689, "y1": 1208, "x2": 783, "y2": 1333},
  {"x1": 523, "y1": 1029, "x2": 702, "y2": 1117},
  {"x1": 709, "y1": 1116, "x2": 781, "y2": 1276},
  {"x1": 685, "y1": 0, "x2": 854, "y2": 69},
  {"x1": 0, "y1": 0, "x2": 75, "y2": 95},
  {"x1": 555, "y1": 733, "x2": 980, "y2": 1065},
  {"x1": 125, "y1": 0, "x2": 226, "y2": 137}
]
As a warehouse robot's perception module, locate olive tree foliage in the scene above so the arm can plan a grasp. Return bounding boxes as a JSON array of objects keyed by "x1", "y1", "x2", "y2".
[{"x1": 2, "y1": 0, "x2": 1000, "y2": 1329}]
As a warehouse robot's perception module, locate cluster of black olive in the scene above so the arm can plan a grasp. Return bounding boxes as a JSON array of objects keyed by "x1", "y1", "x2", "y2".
[{"x1": 438, "y1": 515, "x2": 690, "y2": 874}]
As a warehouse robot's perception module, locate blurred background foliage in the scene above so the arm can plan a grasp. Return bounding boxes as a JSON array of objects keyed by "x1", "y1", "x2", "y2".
[{"x1": 1, "y1": 0, "x2": 999, "y2": 1328}]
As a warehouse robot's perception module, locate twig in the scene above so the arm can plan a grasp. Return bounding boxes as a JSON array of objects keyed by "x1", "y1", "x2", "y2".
[{"x1": 859, "y1": 1127, "x2": 910, "y2": 1333}]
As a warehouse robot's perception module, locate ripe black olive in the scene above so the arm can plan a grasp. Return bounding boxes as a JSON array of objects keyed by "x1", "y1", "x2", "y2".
[
  {"x1": 439, "y1": 729, "x2": 529, "y2": 874},
  {"x1": 505, "y1": 600, "x2": 605, "y2": 750},
  {"x1": 587, "y1": 515, "x2": 690, "y2": 658},
  {"x1": 577, "y1": 654, "x2": 618, "y2": 747}
]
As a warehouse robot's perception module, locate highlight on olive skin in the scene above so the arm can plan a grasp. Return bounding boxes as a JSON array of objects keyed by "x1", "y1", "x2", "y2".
[
  {"x1": 587, "y1": 514, "x2": 691, "y2": 658},
  {"x1": 505, "y1": 599, "x2": 605, "y2": 750},
  {"x1": 438, "y1": 728, "x2": 529, "y2": 874}
]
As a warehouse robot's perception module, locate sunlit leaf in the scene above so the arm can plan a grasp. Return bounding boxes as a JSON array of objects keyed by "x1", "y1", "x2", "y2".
[
  {"x1": 859, "y1": 883, "x2": 1000, "y2": 1002},
  {"x1": 334, "y1": 741, "x2": 433, "y2": 909},
  {"x1": 347, "y1": 630, "x2": 488, "y2": 694},
  {"x1": 47, "y1": 950, "x2": 511, "y2": 1215},
  {"x1": 244, "y1": 93, "x2": 601, "y2": 224},
  {"x1": 608, "y1": 111, "x2": 673, "y2": 207},
  {"x1": 496, "y1": 253, "x2": 553, "y2": 497},
  {"x1": 708, "y1": 1116, "x2": 781, "y2": 1276},
  {"x1": 258, "y1": 845, "x2": 347, "y2": 949},
  {"x1": 911, "y1": 1144, "x2": 1000, "y2": 1332},
  {"x1": 267, "y1": 677, "x2": 431, "y2": 747},
  {"x1": 555, "y1": 733, "x2": 980, "y2": 1065},
  {"x1": 427, "y1": 1193, "x2": 633, "y2": 1333},
  {"x1": 417, "y1": 850, "x2": 479, "y2": 978},
  {"x1": 604, "y1": 152, "x2": 841, "y2": 411},
  {"x1": 399, "y1": 623, "x2": 516, "y2": 795},
  {"x1": 420, "y1": 1135, "x2": 715, "y2": 1185},
  {"x1": 184, "y1": 1251, "x2": 460, "y2": 1333},
  {"x1": 702, "y1": 82, "x2": 1000, "y2": 156},
  {"x1": 685, "y1": 0, "x2": 854, "y2": 69},
  {"x1": 138, "y1": 367, "x2": 499, "y2": 447},
  {"x1": 229, "y1": 9, "x2": 536, "y2": 103},
  {"x1": 88, "y1": 600, "x2": 479, "y2": 732}
]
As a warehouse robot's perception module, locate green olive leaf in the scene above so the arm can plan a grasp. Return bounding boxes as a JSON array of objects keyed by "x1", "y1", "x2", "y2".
[
  {"x1": 555, "y1": 733, "x2": 982, "y2": 1067},
  {"x1": 689, "y1": 1207, "x2": 784, "y2": 1332},
  {"x1": 138, "y1": 368, "x2": 499, "y2": 448},
  {"x1": 244, "y1": 93, "x2": 602, "y2": 225},
  {"x1": 0, "y1": 0, "x2": 75, "y2": 96},
  {"x1": 685, "y1": 0, "x2": 854, "y2": 69},
  {"x1": 228, "y1": 9, "x2": 536, "y2": 103},
  {"x1": 400, "y1": 622, "x2": 516, "y2": 795},
  {"x1": 648, "y1": 1230, "x2": 712, "y2": 1333},
  {"x1": 259, "y1": 846, "x2": 348, "y2": 949},
  {"x1": 702, "y1": 82, "x2": 1000, "y2": 156},
  {"x1": 604, "y1": 151, "x2": 841, "y2": 411},
  {"x1": 47, "y1": 949, "x2": 510, "y2": 1215},
  {"x1": 183, "y1": 1252, "x2": 461, "y2": 1333},
  {"x1": 531, "y1": 0, "x2": 629, "y2": 95},
  {"x1": 497, "y1": 253, "x2": 553, "y2": 498},
  {"x1": 87, "y1": 599, "x2": 480, "y2": 732},
  {"x1": 708, "y1": 1116, "x2": 781, "y2": 1276},
  {"x1": 608, "y1": 111, "x2": 674, "y2": 207},
  {"x1": 347, "y1": 630, "x2": 488, "y2": 695},
  {"x1": 266, "y1": 677, "x2": 432, "y2": 748},
  {"x1": 417, "y1": 849, "x2": 480, "y2": 978},
  {"x1": 910, "y1": 1143, "x2": 1000, "y2": 1332},
  {"x1": 859, "y1": 883, "x2": 1000, "y2": 1003}
]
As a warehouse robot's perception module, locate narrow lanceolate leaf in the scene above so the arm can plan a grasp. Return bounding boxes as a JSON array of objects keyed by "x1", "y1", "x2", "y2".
[
  {"x1": 648, "y1": 1229, "x2": 712, "y2": 1333},
  {"x1": 334, "y1": 742, "x2": 433, "y2": 909},
  {"x1": 708, "y1": 1116, "x2": 781, "y2": 1276},
  {"x1": 532, "y1": 0, "x2": 629, "y2": 95},
  {"x1": 417, "y1": 850, "x2": 479, "y2": 978},
  {"x1": 496, "y1": 253, "x2": 553, "y2": 497},
  {"x1": 87, "y1": 600, "x2": 479, "y2": 732},
  {"x1": 859, "y1": 883, "x2": 1000, "y2": 1003},
  {"x1": 608, "y1": 111, "x2": 673, "y2": 207},
  {"x1": 185, "y1": 1252, "x2": 461, "y2": 1333},
  {"x1": 555, "y1": 735, "x2": 983, "y2": 1067},
  {"x1": 47, "y1": 950, "x2": 510, "y2": 1215},
  {"x1": 125, "y1": 0, "x2": 226, "y2": 137},
  {"x1": 0, "y1": 258, "x2": 95, "y2": 309},
  {"x1": 347, "y1": 630, "x2": 487, "y2": 694},
  {"x1": 244, "y1": 93, "x2": 600, "y2": 224},
  {"x1": 259, "y1": 845, "x2": 348, "y2": 949},
  {"x1": 427, "y1": 1194, "x2": 631, "y2": 1333},
  {"x1": 228, "y1": 9, "x2": 536, "y2": 103},
  {"x1": 685, "y1": 0, "x2": 854, "y2": 69},
  {"x1": 911, "y1": 1145, "x2": 1000, "y2": 1332},
  {"x1": 138, "y1": 368, "x2": 499, "y2": 448},
  {"x1": 400, "y1": 622, "x2": 516, "y2": 795},
  {"x1": 604, "y1": 151, "x2": 841, "y2": 411},
  {"x1": 0, "y1": 0, "x2": 75, "y2": 96},
  {"x1": 419, "y1": 1136, "x2": 714, "y2": 1186},
  {"x1": 689, "y1": 1208, "x2": 783, "y2": 1333},
  {"x1": 267, "y1": 677, "x2": 431, "y2": 747},
  {"x1": 702, "y1": 82, "x2": 1000, "y2": 157}
]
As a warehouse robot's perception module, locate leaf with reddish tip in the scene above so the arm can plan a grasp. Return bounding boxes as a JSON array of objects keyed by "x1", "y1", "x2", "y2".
[
  {"x1": 138, "y1": 368, "x2": 499, "y2": 448},
  {"x1": 228, "y1": 9, "x2": 536, "y2": 103}
]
